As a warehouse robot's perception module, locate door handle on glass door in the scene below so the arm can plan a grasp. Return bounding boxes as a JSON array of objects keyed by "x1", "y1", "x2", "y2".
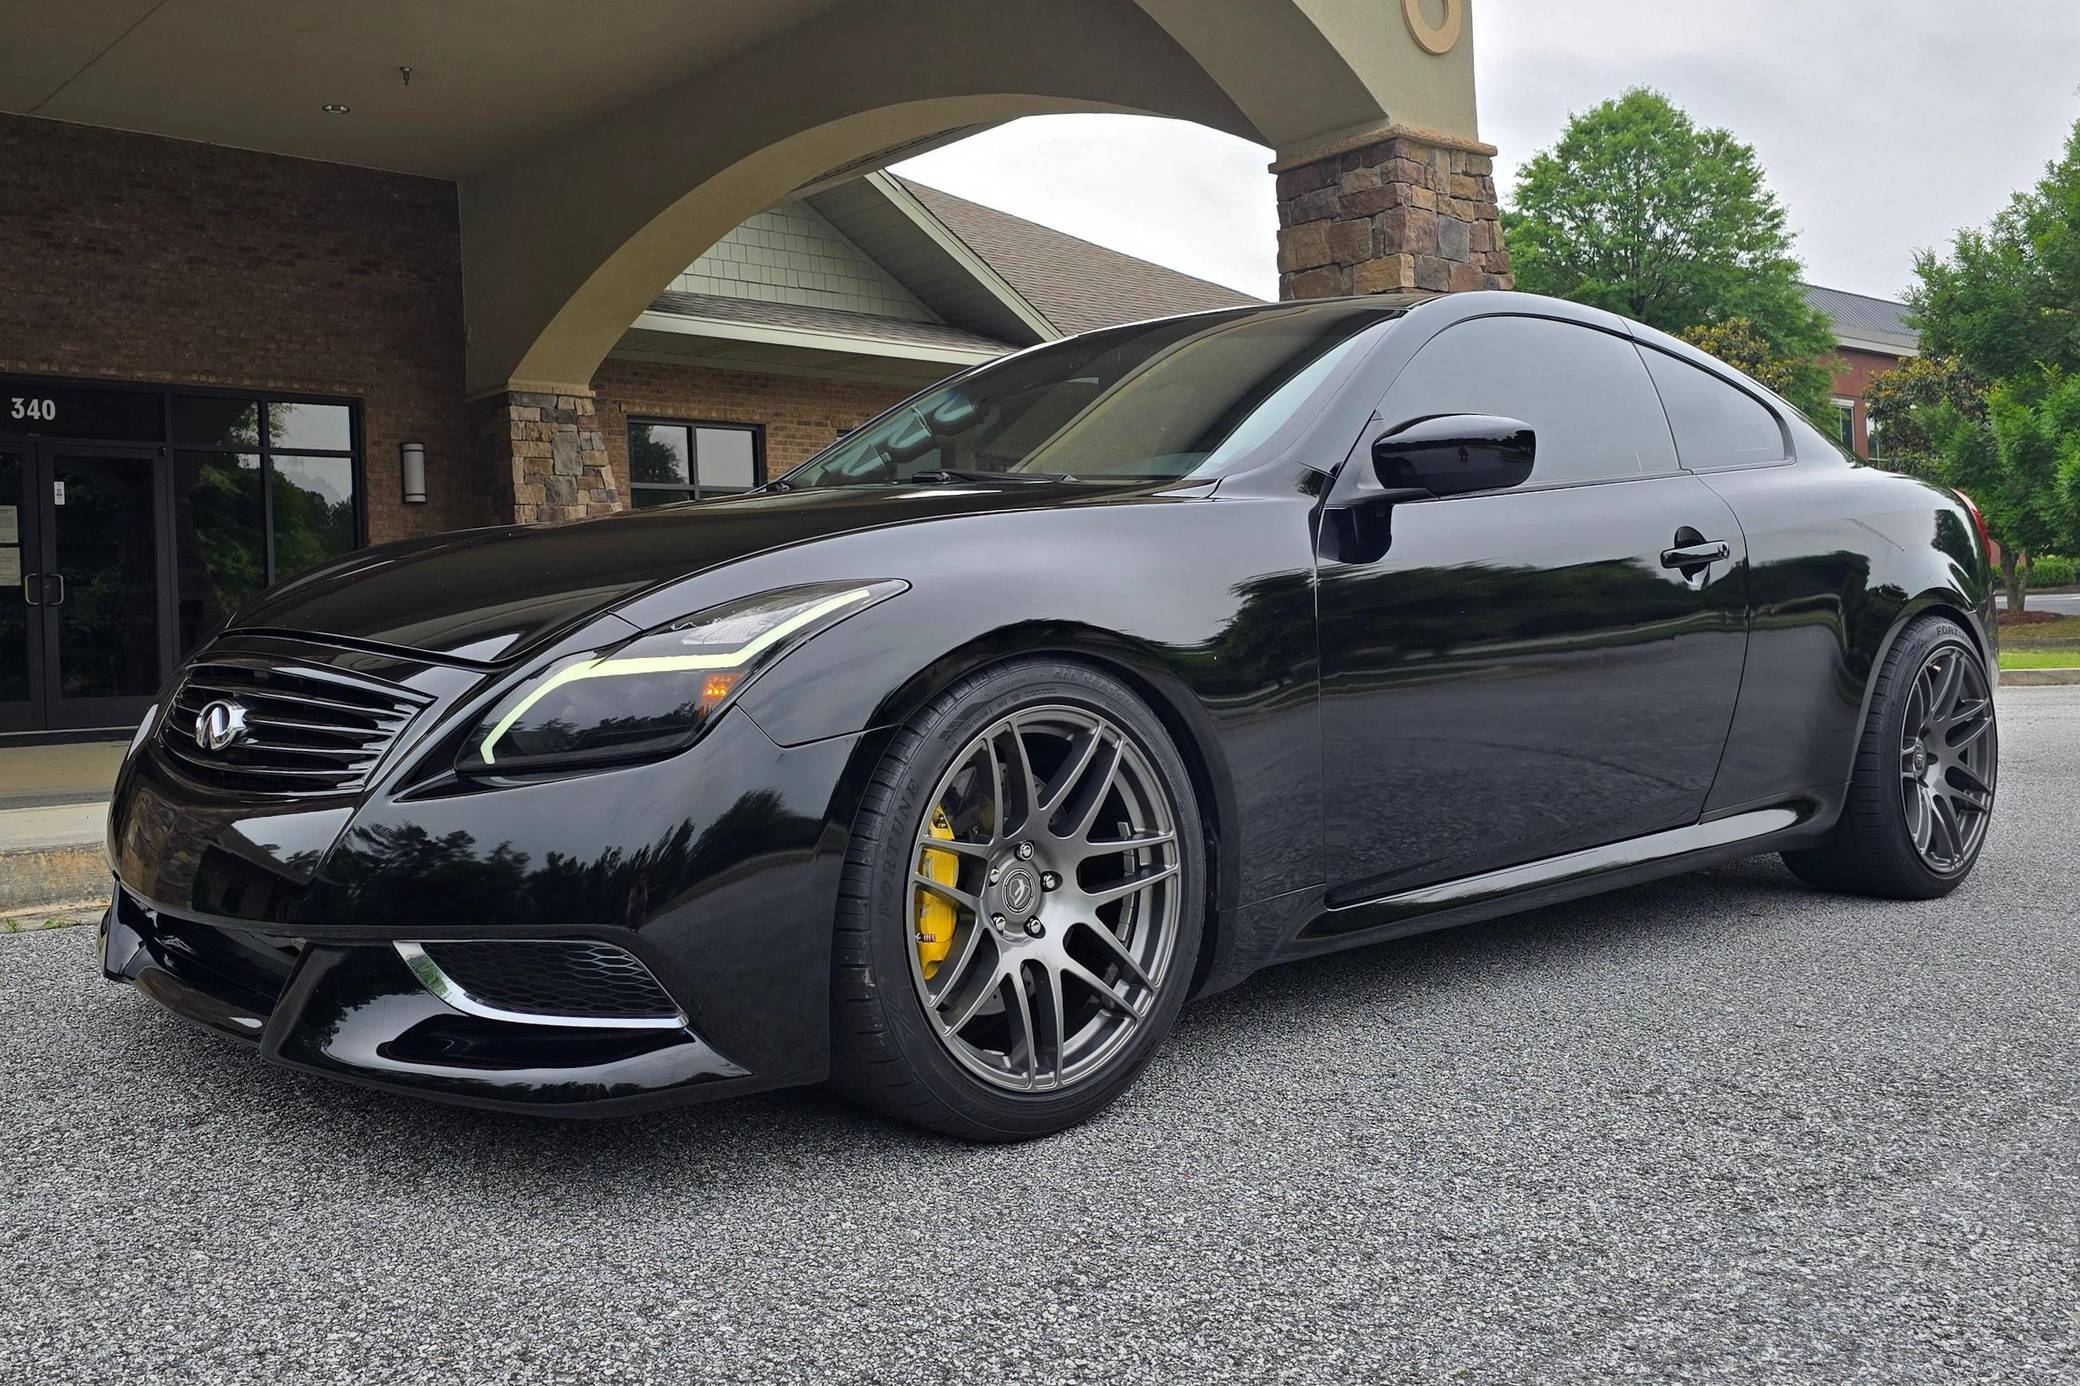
[{"x1": 20, "y1": 572, "x2": 39, "y2": 606}]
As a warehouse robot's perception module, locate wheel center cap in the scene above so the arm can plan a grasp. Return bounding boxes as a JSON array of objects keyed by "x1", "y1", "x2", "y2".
[
  {"x1": 1912, "y1": 745, "x2": 1929, "y2": 775},
  {"x1": 994, "y1": 863, "x2": 1042, "y2": 925}
]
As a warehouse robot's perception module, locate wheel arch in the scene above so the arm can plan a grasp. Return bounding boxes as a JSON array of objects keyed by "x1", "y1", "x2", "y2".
[{"x1": 1844, "y1": 589, "x2": 1991, "y2": 783}]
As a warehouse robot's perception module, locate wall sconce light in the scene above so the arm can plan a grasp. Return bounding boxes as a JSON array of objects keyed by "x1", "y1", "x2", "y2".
[{"x1": 400, "y1": 442, "x2": 427, "y2": 504}]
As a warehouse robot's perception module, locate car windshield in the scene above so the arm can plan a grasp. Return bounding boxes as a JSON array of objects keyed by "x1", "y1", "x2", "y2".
[{"x1": 780, "y1": 304, "x2": 1398, "y2": 489}]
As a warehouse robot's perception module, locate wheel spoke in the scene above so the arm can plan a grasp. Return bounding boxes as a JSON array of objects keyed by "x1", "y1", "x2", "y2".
[
  {"x1": 921, "y1": 835, "x2": 994, "y2": 863},
  {"x1": 1000, "y1": 719, "x2": 1044, "y2": 837},
  {"x1": 913, "y1": 872, "x2": 980, "y2": 914},
  {"x1": 1076, "y1": 919, "x2": 1155, "y2": 991},
  {"x1": 1929, "y1": 655, "x2": 1963, "y2": 721},
  {"x1": 1086, "y1": 861, "x2": 1179, "y2": 907},
  {"x1": 930, "y1": 918, "x2": 993, "y2": 1003},
  {"x1": 1908, "y1": 786, "x2": 1933, "y2": 853},
  {"x1": 1006, "y1": 965, "x2": 1039, "y2": 1089},
  {"x1": 1929, "y1": 793, "x2": 1963, "y2": 863},
  {"x1": 1040, "y1": 728, "x2": 1104, "y2": 815},
  {"x1": 1946, "y1": 708, "x2": 1992, "y2": 752},
  {"x1": 1073, "y1": 828, "x2": 1177, "y2": 860},
  {"x1": 940, "y1": 962, "x2": 1004, "y2": 1034},
  {"x1": 1947, "y1": 760, "x2": 1994, "y2": 798},
  {"x1": 1040, "y1": 963, "x2": 1069, "y2": 1088},
  {"x1": 1063, "y1": 958, "x2": 1145, "y2": 1020},
  {"x1": 1063, "y1": 744, "x2": 1125, "y2": 842}
]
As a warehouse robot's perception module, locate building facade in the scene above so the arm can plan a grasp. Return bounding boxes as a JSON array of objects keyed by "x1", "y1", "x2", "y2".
[
  {"x1": 1802, "y1": 283, "x2": 1919, "y2": 461},
  {"x1": 0, "y1": 116, "x2": 1260, "y2": 738}
]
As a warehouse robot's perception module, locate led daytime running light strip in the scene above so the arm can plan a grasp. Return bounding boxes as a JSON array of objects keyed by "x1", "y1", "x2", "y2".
[{"x1": 478, "y1": 587, "x2": 875, "y2": 765}]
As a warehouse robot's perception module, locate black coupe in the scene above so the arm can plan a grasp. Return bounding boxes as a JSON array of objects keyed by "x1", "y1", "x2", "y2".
[{"x1": 101, "y1": 292, "x2": 1998, "y2": 1139}]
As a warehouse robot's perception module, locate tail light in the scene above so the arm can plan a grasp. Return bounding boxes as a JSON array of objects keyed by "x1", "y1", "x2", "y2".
[{"x1": 1953, "y1": 489, "x2": 1997, "y2": 563}]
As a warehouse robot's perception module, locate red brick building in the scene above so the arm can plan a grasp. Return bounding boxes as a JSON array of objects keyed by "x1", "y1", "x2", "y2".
[
  {"x1": 1801, "y1": 283, "x2": 1920, "y2": 460},
  {"x1": 0, "y1": 116, "x2": 1257, "y2": 738}
]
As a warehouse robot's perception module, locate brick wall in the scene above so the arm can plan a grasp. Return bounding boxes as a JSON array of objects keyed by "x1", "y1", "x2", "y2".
[
  {"x1": 590, "y1": 358, "x2": 916, "y2": 486},
  {"x1": 0, "y1": 114, "x2": 470, "y2": 542},
  {"x1": 1827, "y1": 346, "x2": 1907, "y2": 459}
]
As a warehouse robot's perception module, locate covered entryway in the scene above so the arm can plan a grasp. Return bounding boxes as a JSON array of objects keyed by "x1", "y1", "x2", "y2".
[{"x1": 0, "y1": 379, "x2": 363, "y2": 736}]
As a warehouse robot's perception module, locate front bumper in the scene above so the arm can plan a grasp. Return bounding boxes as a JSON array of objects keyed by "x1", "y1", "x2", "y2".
[{"x1": 99, "y1": 884, "x2": 759, "y2": 1116}]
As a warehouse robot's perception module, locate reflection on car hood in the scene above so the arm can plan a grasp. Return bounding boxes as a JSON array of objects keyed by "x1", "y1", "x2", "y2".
[{"x1": 228, "y1": 482, "x2": 1110, "y2": 662}]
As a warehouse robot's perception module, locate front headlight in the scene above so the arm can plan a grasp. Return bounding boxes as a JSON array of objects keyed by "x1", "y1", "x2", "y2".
[{"x1": 459, "y1": 580, "x2": 905, "y2": 775}]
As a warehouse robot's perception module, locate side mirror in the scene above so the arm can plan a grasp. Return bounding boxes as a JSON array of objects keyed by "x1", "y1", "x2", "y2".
[{"x1": 1371, "y1": 414, "x2": 1535, "y2": 498}]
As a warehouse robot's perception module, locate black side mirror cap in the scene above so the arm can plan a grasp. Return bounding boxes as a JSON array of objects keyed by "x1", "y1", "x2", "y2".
[{"x1": 1371, "y1": 414, "x2": 1536, "y2": 499}]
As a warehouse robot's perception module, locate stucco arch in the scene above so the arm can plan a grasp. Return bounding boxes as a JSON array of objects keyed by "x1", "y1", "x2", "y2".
[{"x1": 459, "y1": 0, "x2": 1482, "y2": 397}]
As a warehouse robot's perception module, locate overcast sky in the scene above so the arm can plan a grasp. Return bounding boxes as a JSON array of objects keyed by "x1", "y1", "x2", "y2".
[{"x1": 897, "y1": 0, "x2": 2080, "y2": 304}]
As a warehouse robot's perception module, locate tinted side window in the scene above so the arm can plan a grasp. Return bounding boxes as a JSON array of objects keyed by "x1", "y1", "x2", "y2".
[
  {"x1": 1381, "y1": 316, "x2": 1678, "y2": 486},
  {"x1": 1638, "y1": 348, "x2": 1787, "y2": 469}
]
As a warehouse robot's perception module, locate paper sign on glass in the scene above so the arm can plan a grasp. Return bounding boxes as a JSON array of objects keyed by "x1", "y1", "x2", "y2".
[
  {"x1": 0, "y1": 547, "x2": 19, "y2": 585},
  {"x1": 0, "y1": 505, "x2": 16, "y2": 544}
]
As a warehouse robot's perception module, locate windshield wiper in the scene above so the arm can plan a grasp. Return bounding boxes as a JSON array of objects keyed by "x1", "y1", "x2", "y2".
[{"x1": 904, "y1": 469, "x2": 1075, "y2": 485}]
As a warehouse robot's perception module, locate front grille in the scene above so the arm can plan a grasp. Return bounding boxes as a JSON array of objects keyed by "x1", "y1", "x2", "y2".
[
  {"x1": 418, "y1": 940, "x2": 680, "y2": 1021},
  {"x1": 158, "y1": 655, "x2": 431, "y2": 797}
]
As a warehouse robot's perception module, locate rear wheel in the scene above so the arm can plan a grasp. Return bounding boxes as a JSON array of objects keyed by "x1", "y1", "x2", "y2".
[
  {"x1": 829, "y1": 660, "x2": 1203, "y2": 1140},
  {"x1": 1783, "y1": 615, "x2": 1996, "y2": 898}
]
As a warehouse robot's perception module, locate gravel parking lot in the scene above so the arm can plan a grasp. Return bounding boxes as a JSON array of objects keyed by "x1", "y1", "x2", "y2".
[{"x1": 3, "y1": 690, "x2": 2075, "y2": 1386}]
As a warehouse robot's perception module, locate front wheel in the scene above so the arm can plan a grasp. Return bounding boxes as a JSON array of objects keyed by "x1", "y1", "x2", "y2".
[
  {"x1": 829, "y1": 660, "x2": 1204, "y2": 1140},
  {"x1": 1784, "y1": 615, "x2": 1997, "y2": 898}
]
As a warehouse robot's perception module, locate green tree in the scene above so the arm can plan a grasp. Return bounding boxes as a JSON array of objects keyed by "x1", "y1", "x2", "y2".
[
  {"x1": 1505, "y1": 88, "x2": 1838, "y2": 422},
  {"x1": 1863, "y1": 354, "x2": 1987, "y2": 480},
  {"x1": 1902, "y1": 117, "x2": 2080, "y2": 607}
]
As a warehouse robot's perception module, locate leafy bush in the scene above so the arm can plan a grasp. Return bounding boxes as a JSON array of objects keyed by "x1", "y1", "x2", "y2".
[{"x1": 2031, "y1": 554, "x2": 2077, "y2": 587}]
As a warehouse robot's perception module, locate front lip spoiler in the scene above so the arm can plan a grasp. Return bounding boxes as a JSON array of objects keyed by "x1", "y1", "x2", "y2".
[{"x1": 100, "y1": 887, "x2": 761, "y2": 1118}]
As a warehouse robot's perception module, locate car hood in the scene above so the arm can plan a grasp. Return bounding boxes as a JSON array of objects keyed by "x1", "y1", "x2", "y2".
[{"x1": 228, "y1": 481, "x2": 1113, "y2": 663}]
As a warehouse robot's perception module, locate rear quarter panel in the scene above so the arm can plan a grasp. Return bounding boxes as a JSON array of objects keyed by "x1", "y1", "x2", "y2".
[{"x1": 1699, "y1": 457, "x2": 1993, "y2": 814}]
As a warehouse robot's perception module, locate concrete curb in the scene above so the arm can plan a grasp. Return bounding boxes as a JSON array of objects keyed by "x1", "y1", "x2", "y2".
[
  {"x1": 0, "y1": 842, "x2": 108, "y2": 915},
  {"x1": 2001, "y1": 668, "x2": 2080, "y2": 686}
]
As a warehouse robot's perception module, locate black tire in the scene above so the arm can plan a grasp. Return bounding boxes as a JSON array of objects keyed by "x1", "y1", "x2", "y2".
[
  {"x1": 829, "y1": 659, "x2": 1205, "y2": 1141},
  {"x1": 1783, "y1": 614, "x2": 1996, "y2": 899}
]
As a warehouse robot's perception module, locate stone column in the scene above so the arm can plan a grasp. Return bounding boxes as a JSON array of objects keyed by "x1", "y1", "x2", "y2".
[
  {"x1": 1273, "y1": 125, "x2": 1511, "y2": 299},
  {"x1": 471, "y1": 389, "x2": 621, "y2": 525}
]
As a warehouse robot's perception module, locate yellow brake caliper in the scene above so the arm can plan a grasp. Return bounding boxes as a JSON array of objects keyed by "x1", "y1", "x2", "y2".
[{"x1": 916, "y1": 807, "x2": 959, "y2": 980}]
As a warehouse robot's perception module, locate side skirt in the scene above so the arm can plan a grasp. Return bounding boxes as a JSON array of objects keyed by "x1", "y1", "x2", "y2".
[{"x1": 1276, "y1": 791, "x2": 1839, "y2": 963}]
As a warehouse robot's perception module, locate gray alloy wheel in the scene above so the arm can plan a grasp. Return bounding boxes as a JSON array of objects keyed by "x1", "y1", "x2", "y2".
[
  {"x1": 905, "y1": 705, "x2": 1184, "y2": 1093},
  {"x1": 828, "y1": 659, "x2": 1204, "y2": 1141},
  {"x1": 1784, "y1": 615, "x2": 1996, "y2": 899},
  {"x1": 1897, "y1": 642, "x2": 1996, "y2": 872}
]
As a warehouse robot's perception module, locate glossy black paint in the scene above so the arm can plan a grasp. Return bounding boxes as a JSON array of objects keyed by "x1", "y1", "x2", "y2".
[{"x1": 100, "y1": 292, "x2": 1994, "y2": 1116}]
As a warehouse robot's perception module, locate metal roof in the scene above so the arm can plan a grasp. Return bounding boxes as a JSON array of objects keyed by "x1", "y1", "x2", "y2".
[{"x1": 1800, "y1": 283, "x2": 1919, "y2": 354}]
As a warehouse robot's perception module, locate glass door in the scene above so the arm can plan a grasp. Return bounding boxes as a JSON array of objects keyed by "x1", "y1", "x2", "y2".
[
  {"x1": 0, "y1": 449, "x2": 45, "y2": 734},
  {"x1": 38, "y1": 446, "x2": 168, "y2": 732}
]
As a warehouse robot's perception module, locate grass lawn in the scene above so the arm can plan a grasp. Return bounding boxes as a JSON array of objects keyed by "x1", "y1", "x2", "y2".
[{"x1": 1997, "y1": 611, "x2": 2080, "y2": 671}]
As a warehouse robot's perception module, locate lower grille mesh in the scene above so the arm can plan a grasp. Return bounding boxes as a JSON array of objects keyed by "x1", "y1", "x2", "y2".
[{"x1": 418, "y1": 940, "x2": 678, "y2": 1021}]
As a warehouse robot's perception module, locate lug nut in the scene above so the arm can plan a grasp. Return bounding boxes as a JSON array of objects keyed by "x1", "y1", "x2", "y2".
[
  {"x1": 1024, "y1": 919, "x2": 1045, "y2": 939},
  {"x1": 992, "y1": 913, "x2": 1008, "y2": 929},
  {"x1": 1016, "y1": 841, "x2": 1035, "y2": 860},
  {"x1": 1040, "y1": 871, "x2": 1061, "y2": 891},
  {"x1": 988, "y1": 868, "x2": 1001, "y2": 884}
]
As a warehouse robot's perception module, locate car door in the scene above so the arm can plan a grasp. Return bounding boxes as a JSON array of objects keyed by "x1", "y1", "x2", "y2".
[{"x1": 1314, "y1": 313, "x2": 1749, "y2": 905}]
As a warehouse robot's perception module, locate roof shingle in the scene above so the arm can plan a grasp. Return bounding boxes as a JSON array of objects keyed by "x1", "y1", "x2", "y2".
[{"x1": 894, "y1": 177, "x2": 1262, "y2": 335}]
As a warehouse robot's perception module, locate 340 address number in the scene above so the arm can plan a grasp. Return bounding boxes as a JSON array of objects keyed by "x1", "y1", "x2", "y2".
[{"x1": 10, "y1": 397, "x2": 56, "y2": 422}]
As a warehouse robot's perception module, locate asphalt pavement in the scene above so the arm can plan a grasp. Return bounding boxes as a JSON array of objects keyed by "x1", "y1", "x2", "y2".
[
  {"x1": 1998, "y1": 590, "x2": 2080, "y2": 616},
  {"x1": 3, "y1": 692, "x2": 2076, "y2": 1385}
]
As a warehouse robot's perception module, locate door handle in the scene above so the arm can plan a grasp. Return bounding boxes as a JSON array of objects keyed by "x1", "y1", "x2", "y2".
[
  {"x1": 43, "y1": 573, "x2": 65, "y2": 606},
  {"x1": 1661, "y1": 540, "x2": 1730, "y2": 570},
  {"x1": 19, "y1": 572, "x2": 39, "y2": 606}
]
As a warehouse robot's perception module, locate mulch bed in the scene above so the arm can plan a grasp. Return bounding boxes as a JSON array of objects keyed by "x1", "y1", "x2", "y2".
[{"x1": 1998, "y1": 609, "x2": 2062, "y2": 627}]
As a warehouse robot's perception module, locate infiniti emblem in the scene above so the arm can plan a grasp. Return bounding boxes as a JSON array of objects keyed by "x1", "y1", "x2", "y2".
[
  {"x1": 194, "y1": 699, "x2": 251, "y2": 753},
  {"x1": 1004, "y1": 871, "x2": 1035, "y2": 912}
]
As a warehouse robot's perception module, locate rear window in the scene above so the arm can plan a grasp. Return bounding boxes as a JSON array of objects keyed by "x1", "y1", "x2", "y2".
[{"x1": 1639, "y1": 348, "x2": 1788, "y2": 469}]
